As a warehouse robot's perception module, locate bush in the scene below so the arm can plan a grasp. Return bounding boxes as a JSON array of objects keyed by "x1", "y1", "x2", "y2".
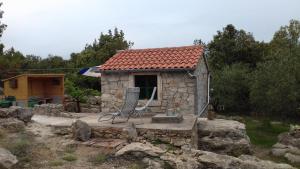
[
  {"x1": 62, "y1": 153, "x2": 77, "y2": 162},
  {"x1": 211, "y1": 63, "x2": 251, "y2": 113}
]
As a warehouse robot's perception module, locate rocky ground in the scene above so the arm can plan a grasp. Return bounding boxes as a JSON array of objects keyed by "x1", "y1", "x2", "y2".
[{"x1": 0, "y1": 106, "x2": 299, "y2": 169}]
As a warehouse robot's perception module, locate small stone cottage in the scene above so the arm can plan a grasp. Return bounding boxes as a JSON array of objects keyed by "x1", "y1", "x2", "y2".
[{"x1": 100, "y1": 45, "x2": 210, "y2": 116}]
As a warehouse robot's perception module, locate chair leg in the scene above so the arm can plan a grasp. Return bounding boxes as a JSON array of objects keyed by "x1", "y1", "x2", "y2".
[{"x1": 111, "y1": 115, "x2": 116, "y2": 124}]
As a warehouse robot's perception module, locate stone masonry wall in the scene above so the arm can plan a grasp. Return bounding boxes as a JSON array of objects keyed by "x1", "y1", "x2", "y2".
[
  {"x1": 101, "y1": 72, "x2": 197, "y2": 115},
  {"x1": 92, "y1": 124, "x2": 198, "y2": 148}
]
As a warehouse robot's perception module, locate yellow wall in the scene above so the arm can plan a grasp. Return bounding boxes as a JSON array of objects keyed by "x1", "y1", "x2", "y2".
[
  {"x1": 3, "y1": 75, "x2": 64, "y2": 104},
  {"x1": 3, "y1": 75, "x2": 28, "y2": 100},
  {"x1": 28, "y1": 77, "x2": 64, "y2": 98}
]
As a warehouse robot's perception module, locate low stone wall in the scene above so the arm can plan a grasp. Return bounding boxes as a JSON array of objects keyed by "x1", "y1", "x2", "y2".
[
  {"x1": 32, "y1": 104, "x2": 65, "y2": 117},
  {"x1": 91, "y1": 118, "x2": 198, "y2": 148}
]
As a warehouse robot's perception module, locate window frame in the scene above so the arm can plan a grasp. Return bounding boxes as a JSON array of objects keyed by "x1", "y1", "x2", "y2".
[{"x1": 128, "y1": 72, "x2": 162, "y2": 106}]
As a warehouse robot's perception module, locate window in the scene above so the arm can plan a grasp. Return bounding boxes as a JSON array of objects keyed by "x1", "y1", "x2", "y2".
[
  {"x1": 52, "y1": 78, "x2": 60, "y2": 85},
  {"x1": 134, "y1": 75, "x2": 157, "y2": 100},
  {"x1": 9, "y1": 79, "x2": 18, "y2": 89}
]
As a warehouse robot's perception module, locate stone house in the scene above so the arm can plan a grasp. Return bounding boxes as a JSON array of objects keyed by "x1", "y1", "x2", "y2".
[{"x1": 99, "y1": 45, "x2": 210, "y2": 116}]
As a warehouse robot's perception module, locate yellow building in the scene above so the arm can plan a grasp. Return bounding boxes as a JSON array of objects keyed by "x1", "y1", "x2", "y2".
[{"x1": 2, "y1": 74, "x2": 64, "y2": 107}]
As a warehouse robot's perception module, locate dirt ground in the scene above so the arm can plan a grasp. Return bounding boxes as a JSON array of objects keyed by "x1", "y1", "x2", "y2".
[{"x1": 1, "y1": 122, "x2": 144, "y2": 169}]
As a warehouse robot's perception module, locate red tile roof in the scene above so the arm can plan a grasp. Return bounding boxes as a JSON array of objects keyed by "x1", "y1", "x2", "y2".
[{"x1": 100, "y1": 45, "x2": 204, "y2": 71}]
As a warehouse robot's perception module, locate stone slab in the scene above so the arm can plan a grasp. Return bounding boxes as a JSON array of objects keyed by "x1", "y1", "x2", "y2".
[
  {"x1": 82, "y1": 138, "x2": 127, "y2": 149},
  {"x1": 151, "y1": 113, "x2": 183, "y2": 123}
]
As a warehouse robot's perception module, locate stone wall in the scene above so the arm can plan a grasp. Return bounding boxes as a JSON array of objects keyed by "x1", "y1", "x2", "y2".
[
  {"x1": 92, "y1": 123, "x2": 198, "y2": 148},
  {"x1": 101, "y1": 72, "x2": 197, "y2": 115}
]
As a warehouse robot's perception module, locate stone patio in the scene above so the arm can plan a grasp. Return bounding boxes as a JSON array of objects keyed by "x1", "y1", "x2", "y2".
[{"x1": 32, "y1": 113, "x2": 198, "y2": 148}]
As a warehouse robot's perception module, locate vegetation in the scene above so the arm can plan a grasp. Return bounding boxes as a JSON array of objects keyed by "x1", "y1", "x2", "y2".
[
  {"x1": 0, "y1": 1, "x2": 298, "y2": 119},
  {"x1": 62, "y1": 153, "x2": 77, "y2": 162},
  {"x1": 207, "y1": 20, "x2": 300, "y2": 118},
  {"x1": 244, "y1": 117, "x2": 290, "y2": 148}
]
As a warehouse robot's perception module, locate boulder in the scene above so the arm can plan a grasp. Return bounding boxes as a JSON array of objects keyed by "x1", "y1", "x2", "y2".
[
  {"x1": 0, "y1": 148, "x2": 18, "y2": 169},
  {"x1": 197, "y1": 118, "x2": 251, "y2": 156},
  {"x1": 64, "y1": 102, "x2": 78, "y2": 112},
  {"x1": 0, "y1": 107, "x2": 18, "y2": 118},
  {"x1": 71, "y1": 120, "x2": 91, "y2": 141},
  {"x1": 87, "y1": 96, "x2": 100, "y2": 105},
  {"x1": 122, "y1": 122, "x2": 137, "y2": 142},
  {"x1": 161, "y1": 149, "x2": 295, "y2": 169},
  {"x1": 0, "y1": 118, "x2": 25, "y2": 132},
  {"x1": 116, "y1": 142, "x2": 295, "y2": 169},
  {"x1": 271, "y1": 127, "x2": 300, "y2": 165},
  {"x1": 115, "y1": 142, "x2": 166, "y2": 157},
  {"x1": 14, "y1": 107, "x2": 33, "y2": 123}
]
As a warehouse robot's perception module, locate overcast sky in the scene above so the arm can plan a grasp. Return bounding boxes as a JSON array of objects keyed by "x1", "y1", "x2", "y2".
[{"x1": 1, "y1": 0, "x2": 300, "y2": 58}]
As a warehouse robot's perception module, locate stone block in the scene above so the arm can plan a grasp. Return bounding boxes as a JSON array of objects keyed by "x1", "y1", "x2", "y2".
[{"x1": 152, "y1": 114, "x2": 183, "y2": 123}]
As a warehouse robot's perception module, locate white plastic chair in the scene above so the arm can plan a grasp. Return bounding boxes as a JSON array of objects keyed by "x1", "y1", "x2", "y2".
[{"x1": 134, "y1": 87, "x2": 157, "y2": 118}]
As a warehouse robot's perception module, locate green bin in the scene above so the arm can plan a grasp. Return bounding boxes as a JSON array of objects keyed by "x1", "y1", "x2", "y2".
[{"x1": 0, "y1": 100, "x2": 11, "y2": 108}]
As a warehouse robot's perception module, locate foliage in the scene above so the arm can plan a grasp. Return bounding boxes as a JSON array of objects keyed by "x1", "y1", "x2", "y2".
[
  {"x1": 0, "y1": 27, "x2": 132, "y2": 90},
  {"x1": 62, "y1": 153, "x2": 77, "y2": 162},
  {"x1": 250, "y1": 20, "x2": 300, "y2": 117},
  {"x1": 207, "y1": 20, "x2": 300, "y2": 118},
  {"x1": 207, "y1": 24, "x2": 264, "y2": 70},
  {"x1": 211, "y1": 63, "x2": 251, "y2": 113},
  {"x1": 64, "y1": 79, "x2": 100, "y2": 102},
  {"x1": 245, "y1": 117, "x2": 290, "y2": 148}
]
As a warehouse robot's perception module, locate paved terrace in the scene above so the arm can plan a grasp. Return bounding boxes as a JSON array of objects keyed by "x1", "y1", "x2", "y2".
[{"x1": 32, "y1": 113, "x2": 198, "y2": 148}]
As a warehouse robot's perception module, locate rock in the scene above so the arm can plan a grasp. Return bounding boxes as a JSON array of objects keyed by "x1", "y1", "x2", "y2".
[
  {"x1": 0, "y1": 118, "x2": 25, "y2": 132},
  {"x1": 14, "y1": 107, "x2": 33, "y2": 123},
  {"x1": 197, "y1": 118, "x2": 251, "y2": 156},
  {"x1": 142, "y1": 157, "x2": 164, "y2": 169},
  {"x1": 115, "y1": 142, "x2": 166, "y2": 157},
  {"x1": 278, "y1": 132, "x2": 300, "y2": 148},
  {"x1": 64, "y1": 102, "x2": 78, "y2": 112},
  {"x1": 271, "y1": 127, "x2": 300, "y2": 165},
  {"x1": 0, "y1": 107, "x2": 18, "y2": 118},
  {"x1": 161, "y1": 149, "x2": 295, "y2": 169},
  {"x1": 239, "y1": 155, "x2": 295, "y2": 169},
  {"x1": 0, "y1": 106, "x2": 33, "y2": 123},
  {"x1": 33, "y1": 104, "x2": 64, "y2": 116},
  {"x1": 0, "y1": 148, "x2": 18, "y2": 169},
  {"x1": 87, "y1": 96, "x2": 100, "y2": 105},
  {"x1": 284, "y1": 153, "x2": 300, "y2": 164},
  {"x1": 71, "y1": 120, "x2": 91, "y2": 141},
  {"x1": 122, "y1": 122, "x2": 137, "y2": 142}
]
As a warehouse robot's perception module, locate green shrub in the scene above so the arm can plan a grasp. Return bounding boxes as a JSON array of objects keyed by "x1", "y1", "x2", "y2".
[{"x1": 62, "y1": 153, "x2": 77, "y2": 162}]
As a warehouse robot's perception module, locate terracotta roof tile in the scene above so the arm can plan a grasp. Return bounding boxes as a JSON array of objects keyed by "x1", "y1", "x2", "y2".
[{"x1": 100, "y1": 45, "x2": 204, "y2": 71}]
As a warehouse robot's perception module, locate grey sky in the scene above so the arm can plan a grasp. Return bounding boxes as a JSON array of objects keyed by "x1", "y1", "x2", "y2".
[{"x1": 1, "y1": 0, "x2": 300, "y2": 58}]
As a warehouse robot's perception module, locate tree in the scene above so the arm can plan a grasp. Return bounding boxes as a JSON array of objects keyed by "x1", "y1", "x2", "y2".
[
  {"x1": 207, "y1": 24, "x2": 264, "y2": 70},
  {"x1": 64, "y1": 79, "x2": 100, "y2": 112},
  {"x1": 70, "y1": 28, "x2": 133, "y2": 67},
  {"x1": 206, "y1": 24, "x2": 264, "y2": 114},
  {"x1": 250, "y1": 20, "x2": 300, "y2": 117},
  {"x1": 0, "y1": 3, "x2": 6, "y2": 39},
  {"x1": 211, "y1": 63, "x2": 251, "y2": 113}
]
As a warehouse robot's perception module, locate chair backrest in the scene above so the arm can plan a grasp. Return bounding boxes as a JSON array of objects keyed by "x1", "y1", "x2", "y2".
[
  {"x1": 121, "y1": 87, "x2": 140, "y2": 116},
  {"x1": 144, "y1": 87, "x2": 157, "y2": 108}
]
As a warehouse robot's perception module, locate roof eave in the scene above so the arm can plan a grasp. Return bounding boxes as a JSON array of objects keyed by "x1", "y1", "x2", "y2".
[{"x1": 100, "y1": 68, "x2": 195, "y2": 73}]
